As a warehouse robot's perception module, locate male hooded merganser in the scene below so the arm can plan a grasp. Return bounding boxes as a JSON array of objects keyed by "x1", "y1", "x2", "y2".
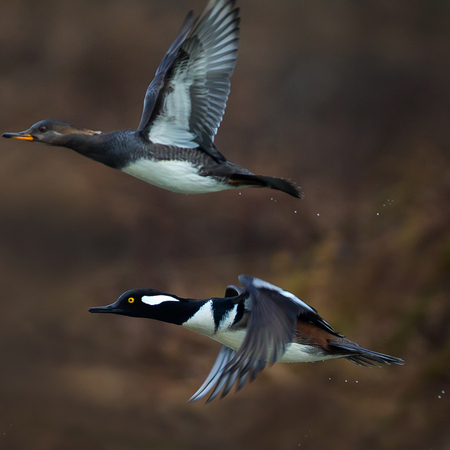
[
  {"x1": 3, "y1": 0, "x2": 301, "y2": 198},
  {"x1": 89, "y1": 275, "x2": 404, "y2": 402}
]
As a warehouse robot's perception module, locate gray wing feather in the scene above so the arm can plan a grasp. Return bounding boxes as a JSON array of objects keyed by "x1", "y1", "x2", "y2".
[
  {"x1": 184, "y1": 2, "x2": 240, "y2": 146},
  {"x1": 189, "y1": 345, "x2": 266, "y2": 403},
  {"x1": 221, "y1": 275, "x2": 302, "y2": 376},
  {"x1": 189, "y1": 345, "x2": 234, "y2": 402},
  {"x1": 138, "y1": 11, "x2": 198, "y2": 131},
  {"x1": 144, "y1": 0, "x2": 239, "y2": 159}
]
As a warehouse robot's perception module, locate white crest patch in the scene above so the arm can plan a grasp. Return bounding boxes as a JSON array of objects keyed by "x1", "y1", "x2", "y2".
[{"x1": 141, "y1": 294, "x2": 179, "y2": 306}]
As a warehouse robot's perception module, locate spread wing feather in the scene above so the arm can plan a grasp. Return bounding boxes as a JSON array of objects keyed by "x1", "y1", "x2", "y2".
[
  {"x1": 189, "y1": 345, "x2": 266, "y2": 403},
  {"x1": 139, "y1": 0, "x2": 240, "y2": 161},
  {"x1": 222, "y1": 275, "x2": 307, "y2": 375},
  {"x1": 191, "y1": 276, "x2": 329, "y2": 402},
  {"x1": 138, "y1": 11, "x2": 197, "y2": 132}
]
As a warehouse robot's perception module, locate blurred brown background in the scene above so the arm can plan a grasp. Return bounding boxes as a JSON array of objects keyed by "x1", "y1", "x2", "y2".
[{"x1": 1, "y1": 0, "x2": 449, "y2": 449}]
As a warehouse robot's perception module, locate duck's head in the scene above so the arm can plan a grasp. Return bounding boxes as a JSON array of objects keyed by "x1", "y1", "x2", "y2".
[
  {"x1": 3, "y1": 120, "x2": 101, "y2": 145},
  {"x1": 89, "y1": 289, "x2": 191, "y2": 324}
]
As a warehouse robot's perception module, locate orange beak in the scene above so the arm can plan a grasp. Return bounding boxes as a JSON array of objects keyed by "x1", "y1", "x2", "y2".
[
  {"x1": 3, "y1": 132, "x2": 35, "y2": 141},
  {"x1": 3, "y1": 131, "x2": 34, "y2": 141}
]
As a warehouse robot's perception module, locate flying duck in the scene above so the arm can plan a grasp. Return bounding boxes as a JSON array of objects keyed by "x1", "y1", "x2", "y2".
[
  {"x1": 3, "y1": 0, "x2": 301, "y2": 198},
  {"x1": 89, "y1": 275, "x2": 404, "y2": 403}
]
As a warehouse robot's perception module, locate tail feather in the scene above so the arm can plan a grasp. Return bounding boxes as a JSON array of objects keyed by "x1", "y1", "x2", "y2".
[
  {"x1": 229, "y1": 173, "x2": 303, "y2": 198},
  {"x1": 330, "y1": 341, "x2": 404, "y2": 367}
]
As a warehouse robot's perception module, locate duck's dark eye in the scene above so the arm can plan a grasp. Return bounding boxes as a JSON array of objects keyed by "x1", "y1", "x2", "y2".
[
  {"x1": 128, "y1": 297, "x2": 135, "y2": 304},
  {"x1": 39, "y1": 125, "x2": 47, "y2": 133}
]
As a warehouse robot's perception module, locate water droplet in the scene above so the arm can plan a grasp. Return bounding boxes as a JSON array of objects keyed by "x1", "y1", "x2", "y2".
[
  {"x1": 442, "y1": 390, "x2": 445, "y2": 394},
  {"x1": 294, "y1": 210, "x2": 297, "y2": 214},
  {"x1": 345, "y1": 379, "x2": 348, "y2": 383},
  {"x1": 438, "y1": 395, "x2": 441, "y2": 399},
  {"x1": 239, "y1": 192, "x2": 241, "y2": 195},
  {"x1": 376, "y1": 212, "x2": 380, "y2": 216},
  {"x1": 355, "y1": 380, "x2": 358, "y2": 383},
  {"x1": 317, "y1": 213, "x2": 320, "y2": 216}
]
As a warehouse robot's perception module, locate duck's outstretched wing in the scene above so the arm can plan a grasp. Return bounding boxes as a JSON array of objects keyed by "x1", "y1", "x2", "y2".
[
  {"x1": 138, "y1": 0, "x2": 240, "y2": 161},
  {"x1": 223, "y1": 275, "x2": 304, "y2": 371},
  {"x1": 189, "y1": 345, "x2": 266, "y2": 403},
  {"x1": 190, "y1": 276, "x2": 334, "y2": 402},
  {"x1": 225, "y1": 276, "x2": 338, "y2": 375}
]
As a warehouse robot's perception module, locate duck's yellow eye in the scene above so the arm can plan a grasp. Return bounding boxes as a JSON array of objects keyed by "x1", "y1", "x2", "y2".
[{"x1": 128, "y1": 297, "x2": 135, "y2": 304}]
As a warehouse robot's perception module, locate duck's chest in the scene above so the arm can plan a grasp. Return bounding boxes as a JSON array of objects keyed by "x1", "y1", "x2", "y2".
[{"x1": 182, "y1": 300, "x2": 241, "y2": 336}]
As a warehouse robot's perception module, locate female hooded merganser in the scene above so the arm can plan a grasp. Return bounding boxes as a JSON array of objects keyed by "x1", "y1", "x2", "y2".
[
  {"x1": 89, "y1": 275, "x2": 403, "y2": 403},
  {"x1": 3, "y1": 0, "x2": 301, "y2": 198}
]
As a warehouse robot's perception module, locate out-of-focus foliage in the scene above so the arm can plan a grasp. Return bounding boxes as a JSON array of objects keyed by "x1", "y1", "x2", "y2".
[{"x1": 0, "y1": 1, "x2": 449, "y2": 449}]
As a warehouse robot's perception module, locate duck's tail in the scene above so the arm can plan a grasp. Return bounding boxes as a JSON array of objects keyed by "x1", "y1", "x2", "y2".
[
  {"x1": 229, "y1": 173, "x2": 303, "y2": 198},
  {"x1": 329, "y1": 340, "x2": 404, "y2": 367}
]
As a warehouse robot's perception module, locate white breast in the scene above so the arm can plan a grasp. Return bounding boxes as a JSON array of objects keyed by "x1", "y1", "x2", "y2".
[
  {"x1": 122, "y1": 159, "x2": 234, "y2": 194},
  {"x1": 182, "y1": 302, "x2": 216, "y2": 336}
]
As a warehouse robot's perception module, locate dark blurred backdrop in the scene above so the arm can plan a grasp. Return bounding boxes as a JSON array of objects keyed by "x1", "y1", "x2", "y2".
[{"x1": 1, "y1": 1, "x2": 449, "y2": 449}]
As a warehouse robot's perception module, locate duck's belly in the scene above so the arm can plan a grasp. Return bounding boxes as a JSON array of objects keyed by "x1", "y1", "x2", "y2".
[
  {"x1": 122, "y1": 159, "x2": 234, "y2": 194},
  {"x1": 210, "y1": 330, "x2": 338, "y2": 363}
]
